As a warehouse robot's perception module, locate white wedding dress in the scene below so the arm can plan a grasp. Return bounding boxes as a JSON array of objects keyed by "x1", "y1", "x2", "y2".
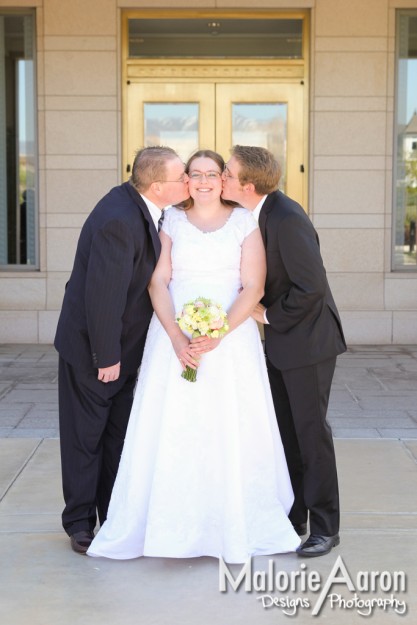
[{"x1": 87, "y1": 207, "x2": 300, "y2": 563}]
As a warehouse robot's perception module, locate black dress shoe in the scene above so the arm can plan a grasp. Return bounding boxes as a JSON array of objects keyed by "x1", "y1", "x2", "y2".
[
  {"x1": 292, "y1": 523, "x2": 307, "y2": 536},
  {"x1": 296, "y1": 533, "x2": 340, "y2": 557},
  {"x1": 70, "y1": 530, "x2": 95, "y2": 554}
]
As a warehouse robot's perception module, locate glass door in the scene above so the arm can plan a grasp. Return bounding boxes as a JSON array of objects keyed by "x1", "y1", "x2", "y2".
[
  {"x1": 125, "y1": 81, "x2": 305, "y2": 205},
  {"x1": 126, "y1": 83, "x2": 215, "y2": 166},
  {"x1": 216, "y1": 83, "x2": 304, "y2": 205}
]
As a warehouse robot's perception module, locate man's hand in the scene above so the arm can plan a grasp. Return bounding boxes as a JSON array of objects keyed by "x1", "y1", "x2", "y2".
[
  {"x1": 98, "y1": 362, "x2": 121, "y2": 383},
  {"x1": 252, "y1": 302, "x2": 267, "y2": 324}
]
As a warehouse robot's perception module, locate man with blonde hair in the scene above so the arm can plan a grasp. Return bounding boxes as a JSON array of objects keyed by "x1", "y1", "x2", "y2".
[
  {"x1": 222, "y1": 145, "x2": 346, "y2": 557},
  {"x1": 55, "y1": 146, "x2": 189, "y2": 554}
]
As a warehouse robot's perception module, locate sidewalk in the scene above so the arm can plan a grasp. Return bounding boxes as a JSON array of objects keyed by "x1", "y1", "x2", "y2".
[{"x1": 1, "y1": 344, "x2": 416, "y2": 624}]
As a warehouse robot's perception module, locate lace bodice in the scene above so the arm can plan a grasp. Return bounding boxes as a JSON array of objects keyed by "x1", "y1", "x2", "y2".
[{"x1": 162, "y1": 206, "x2": 258, "y2": 312}]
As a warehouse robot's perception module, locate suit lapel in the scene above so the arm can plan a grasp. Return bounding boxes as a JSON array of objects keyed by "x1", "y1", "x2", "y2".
[
  {"x1": 259, "y1": 193, "x2": 275, "y2": 246},
  {"x1": 124, "y1": 182, "x2": 161, "y2": 259},
  {"x1": 144, "y1": 208, "x2": 161, "y2": 260}
]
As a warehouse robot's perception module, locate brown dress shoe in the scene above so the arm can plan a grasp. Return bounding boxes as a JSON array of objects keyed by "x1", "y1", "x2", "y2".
[{"x1": 70, "y1": 530, "x2": 95, "y2": 554}]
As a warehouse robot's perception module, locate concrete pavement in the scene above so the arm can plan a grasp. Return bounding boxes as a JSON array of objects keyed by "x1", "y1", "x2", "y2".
[{"x1": 1, "y1": 344, "x2": 416, "y2": 624}]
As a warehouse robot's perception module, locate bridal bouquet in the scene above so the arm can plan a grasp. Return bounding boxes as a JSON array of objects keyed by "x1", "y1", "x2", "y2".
[{"x1": 176, "y1": 297, "x2": 229, "y2": 382}]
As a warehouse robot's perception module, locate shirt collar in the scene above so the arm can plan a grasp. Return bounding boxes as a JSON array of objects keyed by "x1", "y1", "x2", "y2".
[
  {"x1": 141, "y1": 195, "x2": 162, "y2": 231},
  {"x1": 251, "y1": 195, "x2": 268, "y2": 223}
]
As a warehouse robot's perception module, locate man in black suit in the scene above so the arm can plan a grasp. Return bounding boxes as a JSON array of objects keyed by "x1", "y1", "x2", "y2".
[
  {"x1": 54, "y1": 146, "x2": 189, "y2": 554},
  {"x1": 222, "y1": 146, "x2": 346, "y2": 557}
]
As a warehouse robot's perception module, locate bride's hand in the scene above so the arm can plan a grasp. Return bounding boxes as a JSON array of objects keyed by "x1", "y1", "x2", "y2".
[
  {"x1": 172, "y1": 334, "x2": 200, "y2": 370},
  {"x1": 190, "y1": 336, "x2": 222, "y2": 354}
]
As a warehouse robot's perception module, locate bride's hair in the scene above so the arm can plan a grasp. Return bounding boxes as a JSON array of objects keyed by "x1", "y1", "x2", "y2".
[{"x1": 176, "y1": 149, "x2": 238, "y2": 211}]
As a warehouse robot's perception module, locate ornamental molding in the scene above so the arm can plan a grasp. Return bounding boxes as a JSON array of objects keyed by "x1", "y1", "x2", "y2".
[{"x1": 126, "y1": 64, "x2": 304, "y2": 81}]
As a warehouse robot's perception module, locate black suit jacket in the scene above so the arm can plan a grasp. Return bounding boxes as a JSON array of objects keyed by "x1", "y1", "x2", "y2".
[
  {"x1": 54, "y1": 182, "x2": 161, "y2": 374},
  {"x1": 259, "y1": 190, "x2": 346, "y2": 370}
]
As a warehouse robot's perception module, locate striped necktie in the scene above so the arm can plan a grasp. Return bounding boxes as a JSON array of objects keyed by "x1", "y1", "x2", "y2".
[{"x1": 157, "y1": 210, "x2": 164, "y2": 232}]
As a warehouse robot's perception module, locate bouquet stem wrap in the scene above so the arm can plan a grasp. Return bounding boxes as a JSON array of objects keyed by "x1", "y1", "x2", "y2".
[{"x1": 176, "y1": 297, "x2": 229, "y2": 383}]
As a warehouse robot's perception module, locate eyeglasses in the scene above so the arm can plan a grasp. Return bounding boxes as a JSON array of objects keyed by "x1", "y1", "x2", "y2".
[
  {"x1": 222, "y1": 166, "x2": 239, "y2": 180},
  {"x1": 188, "y1": 171, "x2": 222, "y2": 181},
  {"x1": 157, "y1": 174, "x2": 188, "y2": 183}
]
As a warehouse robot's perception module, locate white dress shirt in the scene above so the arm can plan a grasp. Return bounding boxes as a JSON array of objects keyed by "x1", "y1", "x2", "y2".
[
  {"x1": 141, "y1": 195, "x2": 162, "y2": 232},
  {"x1": 252, "y1": 195, "x2": 268, "y2": 223},
  {"x1": 251, "y1": 196, "x2": 269, "y2": 325}
]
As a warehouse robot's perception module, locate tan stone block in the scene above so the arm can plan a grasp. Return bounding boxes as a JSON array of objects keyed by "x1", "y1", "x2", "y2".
[
  {"x1": 36, "y1": 6, "x2": 44, "y2": 40},
  {"x1": 388, "y1": 6, "x2": 396, "y2": 37},
  {"x1": 385, "y1": 112, "x2": 394, "y2": 157},
  {"x1": 314, "y1": 112, "x2": 387, "y2": 156},
  {"x1": 314, "y1": 97, "x2": 387, "y2": 112},
  {"x1": 318, "y1": 228, "x2": 384, "y2": 272},
  {"x1": 315, "y1": 52, "x2": 387, "y2": 97},
  {"x1": 37, "y1": 110, "x2": 46, "y2": 157},
  {"x1": 315, "y1": 37, "x2": 388, "y2": 52},
  {"x1": 215, "y1": 0, "x2": 313, "y2": 6},
  {"x1": 385, "y1": 278, "x2": 417, "y2": 310},
  {"x1": 45, "y1": 155, "x2": 118, "y2": 170},
  {"x1": 393, "y1": 312, "x2": 417, "y2": 343},
  {"x1": 45, "y1": 111, "x2": 117, "y2": 155},
  {"x1": 44, "y1": 51, "x2": 116, "y2": 96},
  {"x1": 36, "y1": 50, "x2": 45, "y2": 97},
  {"x1": 0, "y1": 312, "x2": 38, "y2": 343},
  {"x1": 327, "y1": 273, "x2": 384, "y2": 310},
  {"x1": 0, "y1": 0, "x2": 42, "y2": 5},
  {"x1": 314, "y1": 156, "x2": 386, "y2": 171},
  {"x1": 38, "y1": 226, "x2": 47, "y2": 272},
  {"x1": 46, "y1": 229, "x2": 80, "y2": 272},
  {"x1": 38, "y1": 169, "x2": 46, "y2": 216},
  {"x1": 383, "y1": 228, "x2": 392, "y2": 273},
  {"x1": 313, "y1": 170, "x2": 385, "y2": 214},
  {"x1": 38, "y1": 311, "x2": 60, "y2": 343},
  {"x1": 44, "y1": 0, "x2": 116, "y2": 36},
  {"x1": 46, "y1": 169, "x2": 118, "y2": 214},
  {"x1": 118, "y1": 0, "x2": 215, "y2": 6},
  {"x1": 38, "y1": 95, "x2": 45, "y2": 112},
  {"x1": 316, "y1": 0, "x2": 389, "y2": 37},
  {"x1": 45, "y1": 96, "x2": 117, "y2": 111},
  {"x1": 0, "y1": 278, "x2": 46, "y2": 311},
  {"x1": 44, "y1": 36, "x2": 116, "y2": 51},
  {"x1": 340, "y1": 311, "x2": 392, "y2": 344},
  {"x1": 46, "y1": 273, "x2": 70, "y2": 310},
  {"x1": 313, "y1": 214, "x2": 384, "y2": 229},
  {"x1": 47, "y1": 214, "x2": 86, "y2": 228}
]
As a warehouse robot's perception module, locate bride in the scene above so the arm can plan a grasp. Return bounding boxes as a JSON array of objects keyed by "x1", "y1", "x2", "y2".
[{"x1": 87, "y1": 150, "x2": 300, "y2": 563}]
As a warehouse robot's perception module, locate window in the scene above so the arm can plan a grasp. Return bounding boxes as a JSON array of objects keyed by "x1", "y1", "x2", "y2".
[
  {"x1": 0, "y1": 11, "x2": 37, "y2": 268},
  {"x1": 394, "y1": 12, "x2": 417, "y2": 269},
  {"x1": 128, "y1": 18, "x2": 303, "y2": 59}
]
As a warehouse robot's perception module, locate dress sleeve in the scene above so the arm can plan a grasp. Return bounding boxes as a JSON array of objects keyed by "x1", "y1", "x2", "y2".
[{"x1": 241, "y1": 208, "x2": 258, "y2": 238}]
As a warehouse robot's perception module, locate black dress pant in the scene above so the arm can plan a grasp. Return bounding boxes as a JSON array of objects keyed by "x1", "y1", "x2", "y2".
[
  {"x1": 58, "y1": 357, "x2": 137, "y2": 535},
  {"x1": 266, "y1": 356, "x2": 340, "y2": 536}
]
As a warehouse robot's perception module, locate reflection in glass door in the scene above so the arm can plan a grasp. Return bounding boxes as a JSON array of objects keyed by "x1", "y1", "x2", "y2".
[
  {"x1": 143, "y1": 103, "x2": 199, "y2": 160},
  {"x1": 216, "y1": 83, "x2": 304, "y2": 205},
  {"x1": 231, "y1": 103, "x2": 288, "y2": 189},
  {"x1": 126, "y1": 83, "x2": 215, "y2": 166}
]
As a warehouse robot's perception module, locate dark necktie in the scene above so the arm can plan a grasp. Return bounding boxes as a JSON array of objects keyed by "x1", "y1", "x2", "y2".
[{"x1": 157, "y1": 211, "x2": 164, "y2": 232}]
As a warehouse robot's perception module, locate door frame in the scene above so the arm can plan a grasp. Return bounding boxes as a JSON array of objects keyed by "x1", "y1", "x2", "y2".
[{"x1": 122, "y1": 9, "x2": 309, "y2": 209}]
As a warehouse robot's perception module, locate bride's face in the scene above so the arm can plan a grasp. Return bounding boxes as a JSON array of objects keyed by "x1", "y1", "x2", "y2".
[{"x1": 187, "y1": 157, "x2": 223, "y2": 203}]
